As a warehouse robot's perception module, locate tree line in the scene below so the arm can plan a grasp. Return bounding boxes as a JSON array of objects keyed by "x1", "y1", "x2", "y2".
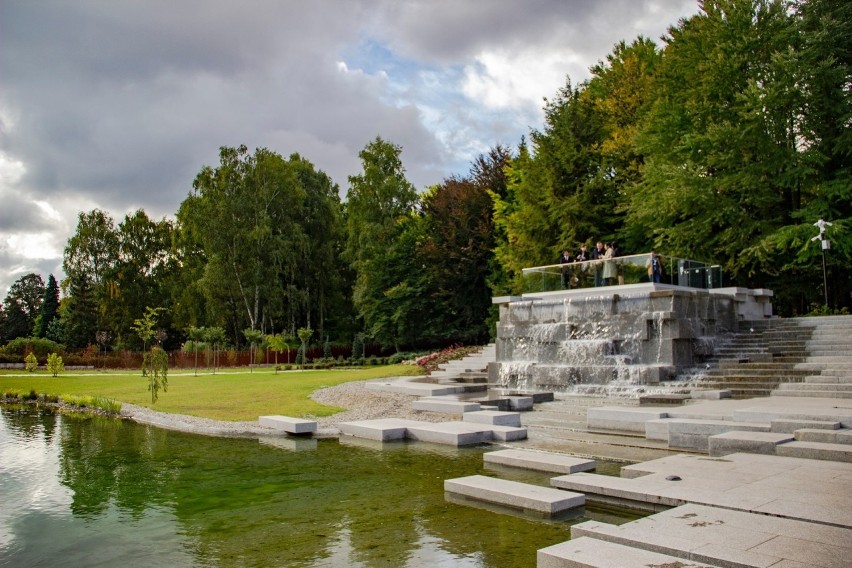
[{"x1": 1, "y1": 0, "x2": 849, "y2": 353}]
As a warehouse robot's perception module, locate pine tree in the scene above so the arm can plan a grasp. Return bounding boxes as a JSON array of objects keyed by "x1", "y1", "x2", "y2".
[{"x1": 35, "y1": 274, "x2": 60, "y2": 338}]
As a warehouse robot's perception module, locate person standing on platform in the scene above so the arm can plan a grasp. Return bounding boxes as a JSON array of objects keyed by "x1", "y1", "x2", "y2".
[
  {"x1": 591, "y1": 241, "x2": 606, "y2": 286},
  {"x1": 602, "y1": 242, "x2": 617, "y2": 285},
  {"x1": 646, "y1": 249, "x2": 663, "y2": 283},
  {"x1": 558, "y1": 248, "x2": 574, "y2": 289}
]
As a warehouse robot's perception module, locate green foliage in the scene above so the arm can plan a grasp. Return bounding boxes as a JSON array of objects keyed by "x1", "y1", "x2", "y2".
[
  {"x1": 24, "y1": 352, "x2": 38, "y2": 372},
  {"x1": 35, "y1": 274, "x2": 60, "y2": 338},
  {"x1": 146, "y1": 346, "x2": 169, "y2": 403},
  {"x1": 243, "y1": 328, "x2": 265, "y2": 371},
  {"x1": 3, "y1": 337, "x2": 65, "y2": 358},
  {"x1": 297, "y1": 327, "x2": 312, "y2": 369},
  {"x1": 62, "y1": 394, "x2": 122, "y2": 414},
  {"x1": 46, "y1": 353, "x2": 64, "y2": 377}
]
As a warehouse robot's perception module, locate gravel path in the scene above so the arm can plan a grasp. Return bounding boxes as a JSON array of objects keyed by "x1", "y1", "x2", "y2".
[{"x1": 120, "y1": 380, "x2": 454, "y2": 438}]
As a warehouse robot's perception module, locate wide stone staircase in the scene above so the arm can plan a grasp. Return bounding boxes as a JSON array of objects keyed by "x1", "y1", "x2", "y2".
[
  {"x1": 692, "y1": 315, "x2": 852, "y2": 398},
  {"x1": 427, "y1": 343, "x2": 496, "y2": 383}
]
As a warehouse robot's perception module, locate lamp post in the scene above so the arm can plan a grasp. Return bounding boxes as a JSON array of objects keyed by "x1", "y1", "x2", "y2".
[{"x1": 810, "y1": 218, "x2": 832, "y2": 307}]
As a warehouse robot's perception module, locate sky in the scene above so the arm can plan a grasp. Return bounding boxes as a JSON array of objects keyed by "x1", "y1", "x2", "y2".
[{"x1": 0, "y1": 0, "x2": 699, "y2": 297}]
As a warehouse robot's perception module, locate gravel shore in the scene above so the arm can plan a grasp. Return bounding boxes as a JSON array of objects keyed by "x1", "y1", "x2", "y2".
[{"x1": 121, "y1": 379, "x2": 455, "y2": 438}]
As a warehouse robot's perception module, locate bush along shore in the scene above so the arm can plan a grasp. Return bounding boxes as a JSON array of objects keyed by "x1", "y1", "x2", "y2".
[{"x1": 1, "y1": 390, "x2": 122, "y2": 417}]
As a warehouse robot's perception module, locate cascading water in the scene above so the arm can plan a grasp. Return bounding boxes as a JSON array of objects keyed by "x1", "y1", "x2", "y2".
[{"x1": 492, "y1": 287, "x2": 745, "y2": 397}]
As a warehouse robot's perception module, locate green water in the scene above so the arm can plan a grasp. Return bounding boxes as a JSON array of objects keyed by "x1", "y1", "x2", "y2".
[{"x1": 0, "y1": 407, "x2": 638, "y2": 567}]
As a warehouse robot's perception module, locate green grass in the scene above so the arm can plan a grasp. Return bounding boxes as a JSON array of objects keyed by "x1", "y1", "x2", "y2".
[{"x1": 0, "y1": 365, "x2": 425, "y2": 421}]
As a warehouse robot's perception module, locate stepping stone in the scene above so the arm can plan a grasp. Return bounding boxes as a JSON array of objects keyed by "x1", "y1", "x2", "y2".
[
  {"x1": 489, "y1": 425, "x2": 527, "y2": 441},
  {"x1": 538, "y1": 536, "x2": 719, "y2": 568},
  {"x1": 338, "y1": 418, "x2": 414, "y2": 441},
  {"x1": 775, "y1": 440, "x2": 852, "y2": 462},
  {"x1": 258, "y1": 435, "x2": 317, "y2": 451},
  {"x1": 484, "y1": 449, "x2": 595, "y2": 474},
  {"x1": 412, "y1": 398, "x2": 481, "y2": 414},
  {"x1": 463, "y1": 410, "x2": 521, "y2": 427},
  {"x1": 258, "y1": 415, "x2": 317, "y2": 435},
  {"x1": 405, "y1": 421, "x2": 492, "y2": 446},
  {"x1": 445, "y1": 475, "x2": 583, "y2": 516}
]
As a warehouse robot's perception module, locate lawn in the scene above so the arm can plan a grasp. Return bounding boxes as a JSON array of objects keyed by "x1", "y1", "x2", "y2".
[{"x1": 0, "y1": 365, "x2": 425, "y2": 421}]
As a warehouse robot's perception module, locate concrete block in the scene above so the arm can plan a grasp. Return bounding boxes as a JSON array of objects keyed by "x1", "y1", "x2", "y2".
[
  {"x1": 507, "y1": 396, "x2": 534, "y2": 410},
  {"x1": 489, "y1": 425, "x2": 528, "y2": 441},
  {"x1": 587, "y1": 407, "x2": 669, "y2": 433},
  {"x1": 775, "y1": 441, "x2": 852, "y2": 462},
  {"x1": 338, "y1": 419, "x2": 411, "y2": 441},
  {"x1": 771, "y1": 419, "x2": 841, "y2": 433},
  {"x1": 484, "y1": 449, "x2": 595, "y2": 474},
  {"x1": 708, "y1": 431, "x2": 795, "y2": 457},
  {"x1": 463, "y1": 410, "x2": 521, "y2": 427},
  {"x1": 690, "y1": 389, "x2": 732, "y2": 400},
  {"x1": 537, "y1": 537, "x2": 719, "y2": 568},
  {"x1": 644, "y1": 419, "x2": 671, "y2": 441},
  {"x1": 258, "y1": 436, "x2": 317, "y2": 451},
  {"x1": 445, "y1": 475, "x2": 583, "y2": 515},
  {"x1": 412, "y1": 398, "x2": 482, "y2": 414},
  {"x1": 258, "y1": 415, "x2": 317, "y2": 434},
  {"x1": 405, "y1": 421, "x2": 492, "y2": 446},
  {"x1": 793, "y1": 428, "x2": 851, "y2": 444}
]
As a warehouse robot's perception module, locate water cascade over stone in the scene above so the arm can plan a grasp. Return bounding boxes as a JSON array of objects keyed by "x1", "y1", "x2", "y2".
[{"x1": 488, "y1": 284, "x2": 773, "y2": 397}]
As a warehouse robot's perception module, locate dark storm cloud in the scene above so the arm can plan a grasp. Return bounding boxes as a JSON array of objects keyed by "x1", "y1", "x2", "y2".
[{"x1": 0, "y1": 0, "x2": 699, "y2": 295}]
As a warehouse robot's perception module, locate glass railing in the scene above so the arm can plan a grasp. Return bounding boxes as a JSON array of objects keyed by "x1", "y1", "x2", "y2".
[{"x1": 521, "y1": 253, "x2": 723, "y2": 294}]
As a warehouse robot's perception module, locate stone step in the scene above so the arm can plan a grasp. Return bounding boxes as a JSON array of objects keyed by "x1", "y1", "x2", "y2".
[
  {"x1": 483, "y1": 449, "x2": 596, "y2": 474},
  {"x1": 794, "y1": 428, "x2": 852, "y2": 444},
  {"x1": 463, "y1": 410, "x2": 521, "y2": 427},
  {"x1": 775, "y1": 440, "x2": 852, "y2": 462},
  {"x1": 776, "y1": 383, "x2": 852, "y2": 392},
  {"x1": 769, "y1": 419, "x2": 840, "y2": 433},
  {"x1": 772, "y1": 390, "x2": 852, "y2": 398},
  {"x1": 805, "y1": 375, "x2": 852, "y2": 384},
  {"x1": 444, "y1": 475, "x2": 584, "y2": 516},
  {"x1": 258, "y1": 415, "x2": 317, "y2": 435},
  {"x1": 538, "y1": 536, "x2": 720, "y2": 568},
  {"x1": 412, "y1": 398, "x2": 482, "y2": 414},
  {"x1": 405, "y1": 421, "x2": 496, "y2": 445},
  {"x1": 708, "y1": 431, "x2": 795, "y2": 456},
  {"x1": 567, "y1": 503, "x2": 852, "y2": 568}
]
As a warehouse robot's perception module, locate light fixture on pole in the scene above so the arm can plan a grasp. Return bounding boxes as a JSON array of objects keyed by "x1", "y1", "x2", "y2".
[{"x1": 810, "y1": 218, "x2": 832, "y2": 307}]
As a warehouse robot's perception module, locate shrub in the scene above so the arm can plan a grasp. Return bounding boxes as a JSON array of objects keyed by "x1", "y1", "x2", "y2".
[
  {"x1": 3, "y1": 337, "x2": 65, "y2": 358},
  {"x1": 47, "y1": 353, "x2": 64, "y2": 377},
  {"x1": 24, "y1": 353, "x2": 38, "y2": 372}
]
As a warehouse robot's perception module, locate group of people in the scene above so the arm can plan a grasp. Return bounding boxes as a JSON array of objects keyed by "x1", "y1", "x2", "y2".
[{"x1": 557, "y1": 242, "x2": 665, "y2": 289}]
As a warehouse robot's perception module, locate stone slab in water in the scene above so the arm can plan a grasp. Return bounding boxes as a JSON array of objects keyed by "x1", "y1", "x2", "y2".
[
  {"x1": 484, "y1": 449, "x2": 595, "y2": 474},
  {"x1": 690, "y1": 389, "x2": 732, "y2": 399},
  {"x1": 569, "y1": 503, "x2": 852, "y2": 568},
  {"x1": 405, "y1": 421, "x2": 493, "y2": 446},
  {"x1": 708, "y1": 431, "x2": 795, "y2": 456},
  {"x1": 570, "y1": 452, "x2": 852, "y2": 528},
  {"x1": 463, "y1": 410, "x2": 521, "y2": 427},
  {"x1": 338, "y1": 419, "x2": 413, "y2": 441},
  {"x1": 445, "y1": 475, "x2": 584, "y2": 515},
  {"x1": 258, "y1": 435, "x2": 317, "y2": 451},
  {"x1": 537, "y1": 536, "x2": 720, "y2": 568},
  {"x1": 258, "y1": 415, "x2": 317, "y2": 434},
  {"x1": 489, "y1": 425, "x2": 528, "y2": 441}
]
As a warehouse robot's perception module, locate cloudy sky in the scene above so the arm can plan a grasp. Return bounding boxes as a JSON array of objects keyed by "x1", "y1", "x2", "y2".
[{"x1": 0, "y1": 0, "x2": 698, "y2": 296}]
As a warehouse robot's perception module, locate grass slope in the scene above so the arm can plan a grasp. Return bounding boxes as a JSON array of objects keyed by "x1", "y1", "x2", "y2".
[{"x1": 0, "y1": 365, "x2": 424, "y2": 421}]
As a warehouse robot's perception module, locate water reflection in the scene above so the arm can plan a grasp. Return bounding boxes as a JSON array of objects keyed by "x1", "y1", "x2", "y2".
[{"x1": 1, "y1": 407, "x2": 635, "y2": 567}]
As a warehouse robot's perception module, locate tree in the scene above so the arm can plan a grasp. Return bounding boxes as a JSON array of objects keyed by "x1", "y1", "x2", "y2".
[
  {"x1": 46, "y1": 353, "x2": 64, "y2": 377},
  {"x1": 243, "y1": 328, "x2": 264, "y2": 372},
  {"x1": 131, "y1": 306, "x2": 165, "y2": 376},
  {"x1": 25, "y1": 352, "x2": 38, "y2": 372},
  {"x1": 203, "y1": 326, "x2": 226, "y2": 374},
  {"x1": 345, "y1": 137, "x2": 417, "y2": 348},
  {"x1": 35, "y1": 274, "x2": 60, "y2": 338},
  {"x1": 297, "y1": 327, "x2": 313, "y2": 369},
  {"x1": 187, "y1": 326, "x2": 205, "y2": 376},
  {"x1": 266, "y1": 333, "x2": 290, "y2": 373},
  {"x1": 62, "y1": 273, "x2": 98, "y2": 348},
  {"x1": 1, "y1": 273, "x2": 45, "y2": 339}
]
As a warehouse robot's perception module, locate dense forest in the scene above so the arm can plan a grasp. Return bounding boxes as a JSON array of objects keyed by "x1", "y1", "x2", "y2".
[{"x1": 1, "y1": 0, "x2": 849, "y2": 354}]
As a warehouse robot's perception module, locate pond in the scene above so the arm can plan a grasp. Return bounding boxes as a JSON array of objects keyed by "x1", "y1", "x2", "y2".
[{"x1": 0, "y1": 406, "x2": 640, "y2": 567}]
